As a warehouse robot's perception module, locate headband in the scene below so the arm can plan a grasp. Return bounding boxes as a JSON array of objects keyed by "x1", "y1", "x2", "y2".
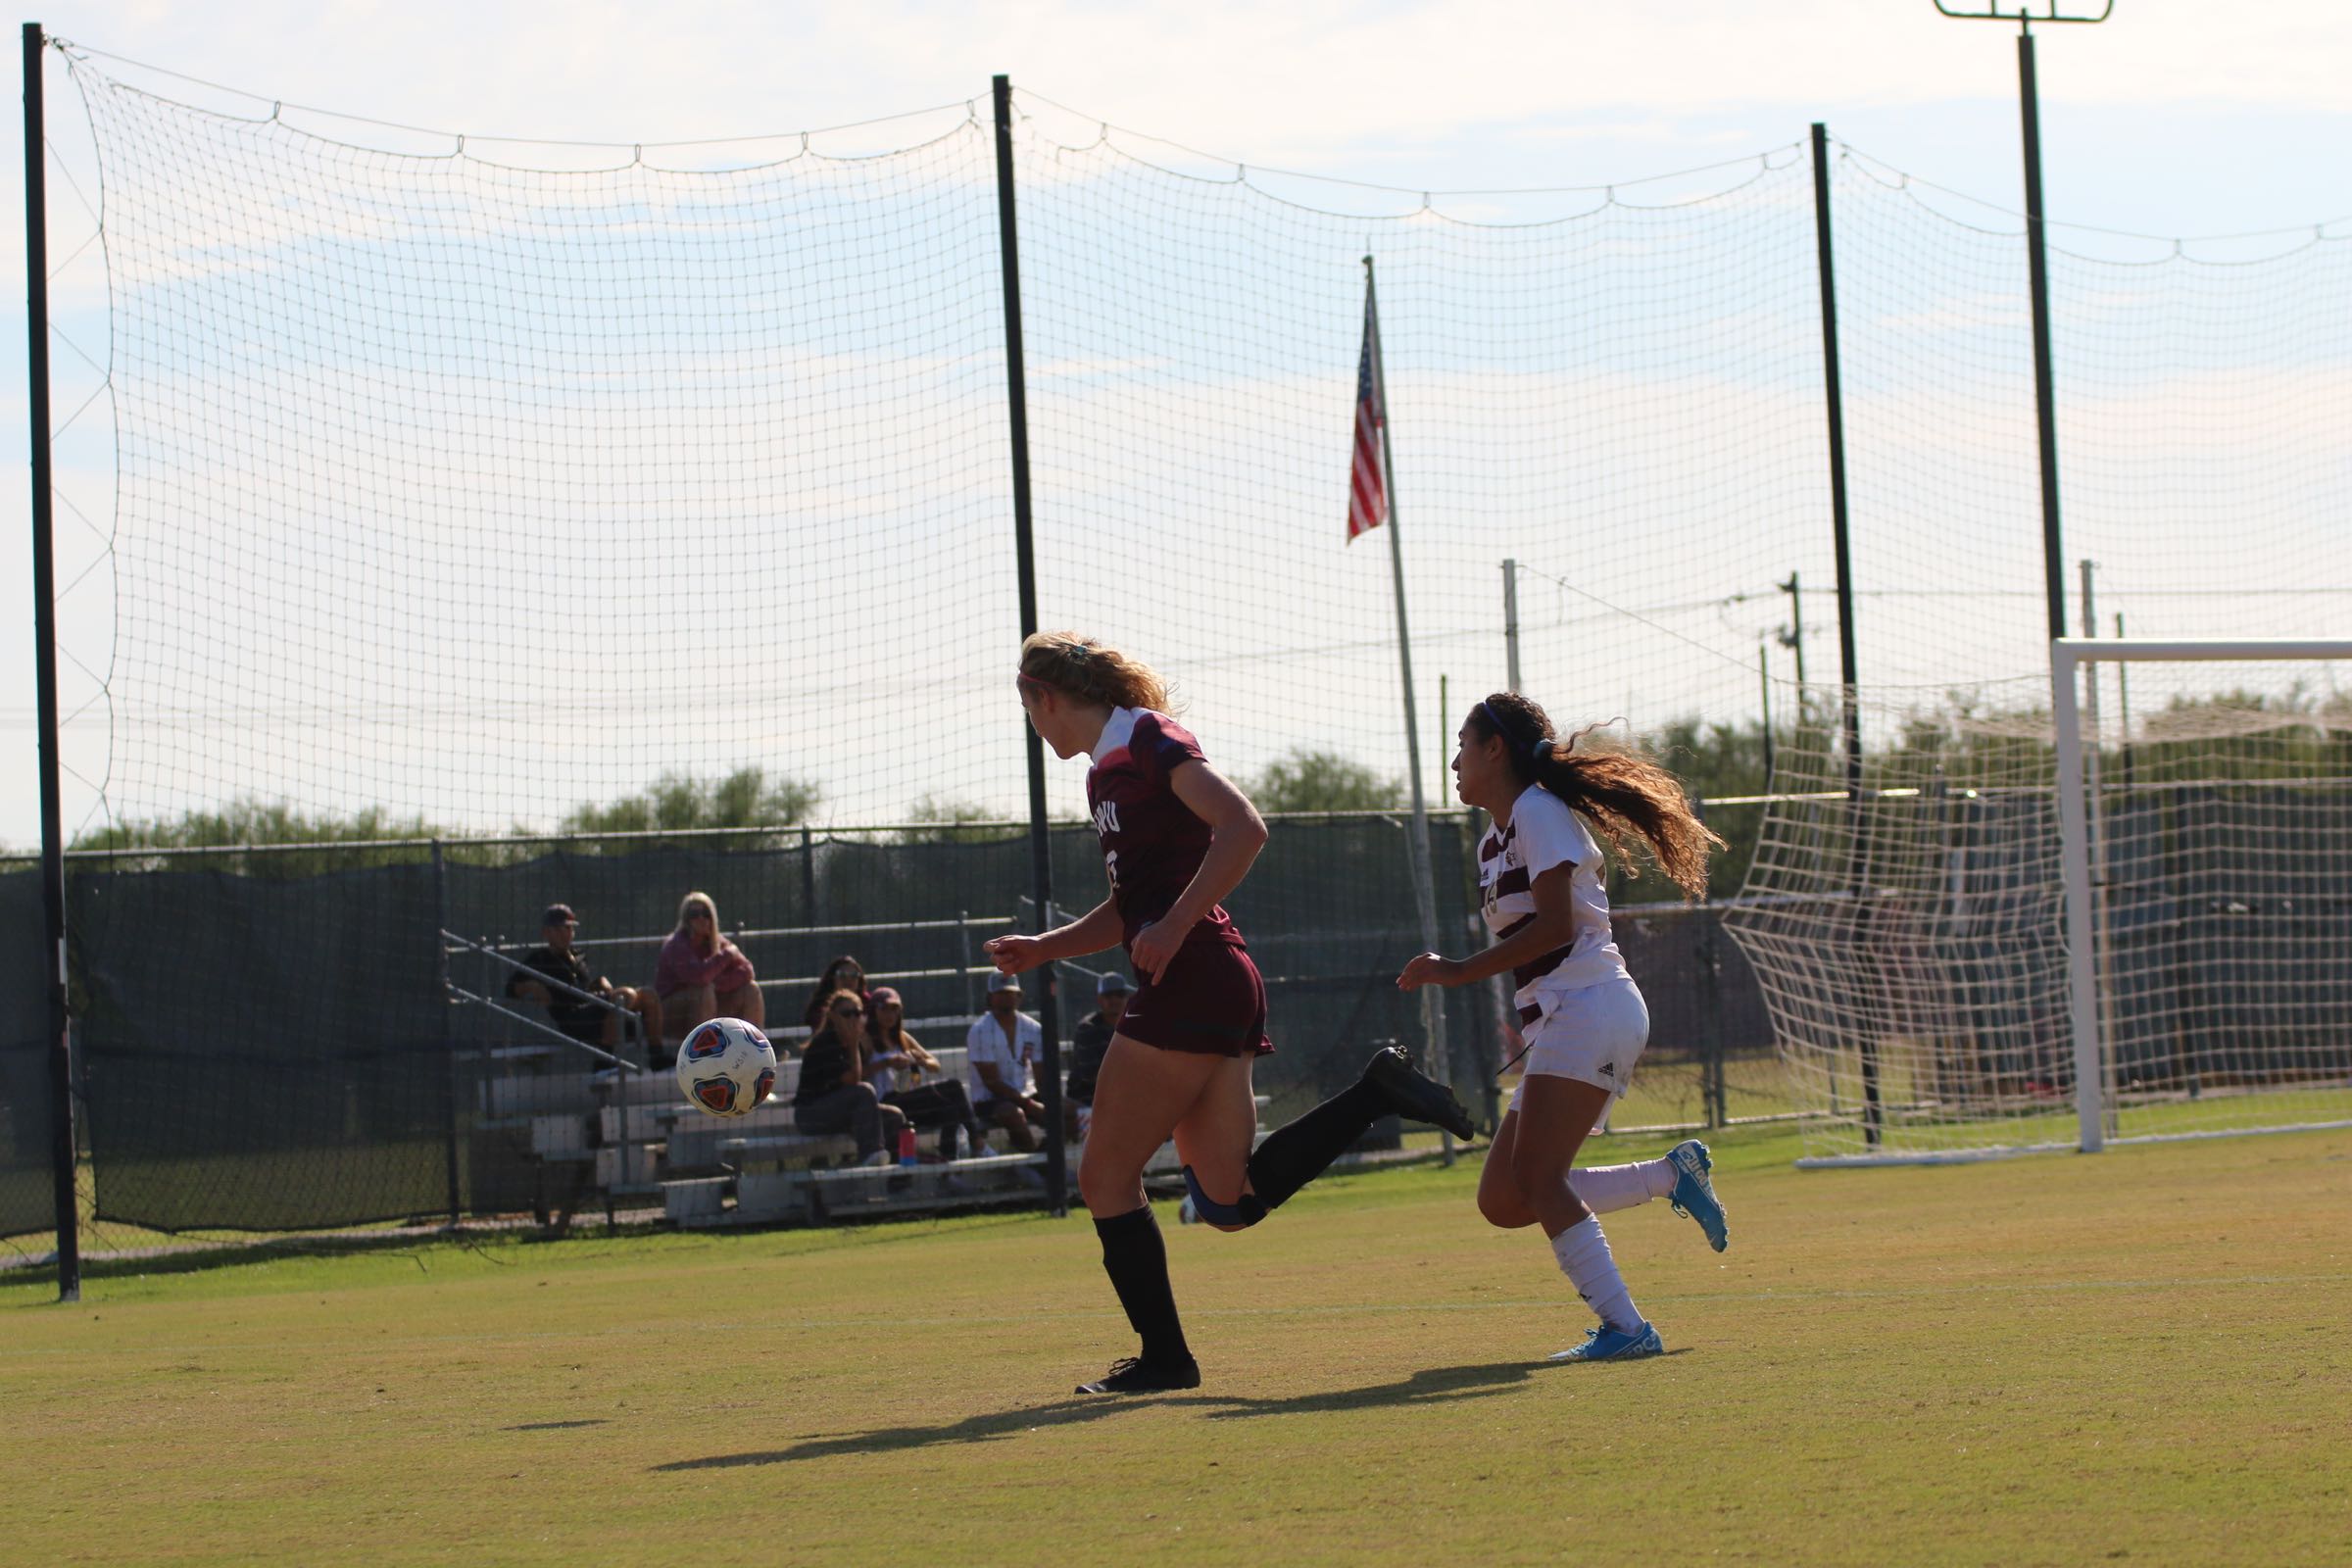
[{"x1": 1479, "y1": 700, "x2": 1559, "y2": 764}]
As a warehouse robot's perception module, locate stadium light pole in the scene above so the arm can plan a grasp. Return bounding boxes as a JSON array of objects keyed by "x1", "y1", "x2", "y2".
[
  {"x1": 992, "y1": 74, "x2": 1068, "y2": 1215},
  {"x1": 1932, "y1": 1, "x2": 2114, "y2": 643},
  {"x1": 22, "y1": 22, "x2": 79, "y2": 1303}
]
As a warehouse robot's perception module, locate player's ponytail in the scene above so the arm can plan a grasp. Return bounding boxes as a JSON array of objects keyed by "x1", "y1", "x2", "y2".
[
  {"x1": 1469, "y1": 691, "x2": 1722, "y2": 901},
  {"x1": 1019, "y1": 631, "x2": 1173, "y2": 713}
]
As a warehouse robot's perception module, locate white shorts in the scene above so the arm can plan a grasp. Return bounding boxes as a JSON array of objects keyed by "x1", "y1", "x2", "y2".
[{"x1": 1505, "y1": 976, "x2": 1649, "y2": 1113}]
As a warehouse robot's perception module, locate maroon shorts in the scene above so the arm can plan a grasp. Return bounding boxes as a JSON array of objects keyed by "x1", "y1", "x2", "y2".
[{"x1": 1117, "y1": 938, "x2": 1272, "y2": 1057}]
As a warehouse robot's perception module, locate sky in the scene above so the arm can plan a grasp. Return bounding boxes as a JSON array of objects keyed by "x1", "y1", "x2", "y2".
[{"x1": 5, "y1": 0, "x2": 2350, "y2": 853}]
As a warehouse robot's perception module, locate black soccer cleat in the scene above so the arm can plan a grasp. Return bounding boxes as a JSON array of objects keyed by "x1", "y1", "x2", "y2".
[
  {"x1": 1074, "y1": 1355, "x2": 1202, "y2": 1396},
  {"x1": 1363, "y1": 1046, "x2": 1477, "y2": 1142}
]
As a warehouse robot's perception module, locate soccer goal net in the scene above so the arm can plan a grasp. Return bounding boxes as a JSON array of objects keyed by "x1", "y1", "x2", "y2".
[{"x1": 1731, "y1": 641, "x2": 2352, "y2": 1163}]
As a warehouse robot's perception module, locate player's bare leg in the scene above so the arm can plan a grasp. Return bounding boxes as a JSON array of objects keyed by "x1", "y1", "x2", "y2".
[
  {"x1": 1080, "y1": 1036, "x2": 1219, "y2": 1216},
  {"x1": 1477, "y1": 1108, "x2": 1541, "y2": 1229},
  {"x1": 1169, "y1": 1054, "x2": 1258, "y2": 1233}
]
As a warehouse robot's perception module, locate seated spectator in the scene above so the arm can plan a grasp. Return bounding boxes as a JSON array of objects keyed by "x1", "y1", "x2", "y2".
[
  {"x1": 655, "y1": 890, "x2": 765, "y2": 1041},
  {"x1": 1062, "y1": 971, "x2": 1130, "y2": 1141},
  {"x1": 860, "y1": 985, "x2": 987, "y2": 1159},
  {"x1": 794, "y1": 988, "x2": 905, "y2": 1167},
  {"x1": 965, "y1": 970, "x2": 1048, "y2": 1152},
  {"x1": 803, "y1": 955, "x2": 870, "y2": 1032},
  {"x1": 507, "y1": 903, "x2": 665, "y2": 1064}
]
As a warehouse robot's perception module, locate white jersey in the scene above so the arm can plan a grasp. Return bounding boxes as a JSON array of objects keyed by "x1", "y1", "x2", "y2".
[{"x1": 1476, "y1": 783, "x2": 1631, "y2": 1011}]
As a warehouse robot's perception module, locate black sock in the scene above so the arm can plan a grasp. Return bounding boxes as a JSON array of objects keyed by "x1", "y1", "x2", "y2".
[
  {"x1": 1245, "y1": 1078, "x2": 1386, "y2": 1210},
  {"x1": 1094, "y1": 1205, "x2": 1191, "y2": 1365}
]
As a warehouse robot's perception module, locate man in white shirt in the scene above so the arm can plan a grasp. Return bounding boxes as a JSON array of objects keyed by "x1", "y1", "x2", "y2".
[{"x1": 965, "y1": 970, "x2": 1048, "y2": 1152}]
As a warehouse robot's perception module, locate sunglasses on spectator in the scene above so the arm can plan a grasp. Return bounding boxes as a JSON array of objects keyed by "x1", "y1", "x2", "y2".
[{"x1": 832, "y1": 1004, "x2": 864, "y2": 1017}]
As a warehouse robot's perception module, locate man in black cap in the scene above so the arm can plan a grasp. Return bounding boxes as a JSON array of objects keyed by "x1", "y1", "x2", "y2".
[
  {"x1": 1063, "y1": 970, "x2": 1131, "y2": 1142},
  {"x1": 507, "y1": 904, "x2": 667, "y2": 1063}
]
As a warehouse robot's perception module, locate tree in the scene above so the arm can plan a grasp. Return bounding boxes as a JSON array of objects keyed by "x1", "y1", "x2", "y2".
[
  {"x1": 897, "y1": 794, "x2": 1007, "y2": 845},
  {"x1": 1635, "y1": 717, "x2": 1774, "y2": 901},
  {"x1": 560, "y1": 766, "x2": 820, "y2": 848},
  {"x1": 69, "y1": 799, "x2": 450, "y2": 877},
  {"x1": 1245, "y1": 749, "x2": 1406, "y2": 814}
]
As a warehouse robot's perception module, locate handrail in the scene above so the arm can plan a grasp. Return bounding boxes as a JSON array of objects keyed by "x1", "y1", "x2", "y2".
[{"x1": 443, "y1": 982, "x2": 642, "y2": 1072}]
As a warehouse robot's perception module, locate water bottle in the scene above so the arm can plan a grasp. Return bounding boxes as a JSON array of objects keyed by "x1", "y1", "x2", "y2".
[{"x1": 897, "y1": 1124, "x2": 919, "y2": 1167}]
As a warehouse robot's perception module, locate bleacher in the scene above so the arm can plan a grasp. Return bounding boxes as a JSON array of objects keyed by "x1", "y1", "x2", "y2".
[
  {"x1": 477, "y1": 1035, "x2": 1088, "y2": 1227},
  {"x1": 452, "y1": 917, "x2": 1250, "y2": 1230}
]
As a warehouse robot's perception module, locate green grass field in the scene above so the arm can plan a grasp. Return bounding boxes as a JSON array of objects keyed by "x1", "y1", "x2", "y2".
[{"x1": 6, "y1": 1126, "x2": 2347, "y2": 1566}]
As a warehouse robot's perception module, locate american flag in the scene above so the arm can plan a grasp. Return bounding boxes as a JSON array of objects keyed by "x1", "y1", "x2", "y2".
[{"x1": 1347, "y1": 282, "x2": 1387, "y2": 543}]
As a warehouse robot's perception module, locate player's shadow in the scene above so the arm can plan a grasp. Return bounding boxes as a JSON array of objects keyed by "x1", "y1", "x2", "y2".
[{"x1": 653, "y1": 1360, "x2": 1540, "y2": 1471}]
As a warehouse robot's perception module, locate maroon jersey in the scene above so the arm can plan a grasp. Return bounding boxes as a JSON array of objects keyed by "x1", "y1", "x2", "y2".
[{"x1": 1086, "y1": 709, "x2": 1247, "y2": 953}]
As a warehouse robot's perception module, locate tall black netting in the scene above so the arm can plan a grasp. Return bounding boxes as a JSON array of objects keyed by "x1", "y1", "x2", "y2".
[{"x1": 17, "y1": 46, "x2": 2352, "y2": 1250}]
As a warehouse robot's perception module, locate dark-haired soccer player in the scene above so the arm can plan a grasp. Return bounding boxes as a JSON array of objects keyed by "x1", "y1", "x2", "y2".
[
  {"x1": 986, "y1": 632, "x2": 1474, "y2": 1396},
  {"x1": 1398, "y1": 693, "x2": 1730, "y2": 1363}
]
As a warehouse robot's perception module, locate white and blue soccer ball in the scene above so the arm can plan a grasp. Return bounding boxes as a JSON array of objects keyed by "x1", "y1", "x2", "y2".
[{"x1": 674, "y1": 1017, "x2": 777, "y2": 1118}]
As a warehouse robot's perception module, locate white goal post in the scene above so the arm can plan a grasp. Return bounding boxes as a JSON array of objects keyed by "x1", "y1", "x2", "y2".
[{"x1": 2052, "y1": 638, "x2": 2352, "y2": 1154}]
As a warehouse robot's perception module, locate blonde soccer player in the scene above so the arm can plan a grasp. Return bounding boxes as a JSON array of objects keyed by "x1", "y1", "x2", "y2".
[
  {"x1": 987, "y1": 632, "x2": 1475, "y2": 1396},
  {"x1": 1398, "y1": 693, "x2": 1731, "y2": 1362}
]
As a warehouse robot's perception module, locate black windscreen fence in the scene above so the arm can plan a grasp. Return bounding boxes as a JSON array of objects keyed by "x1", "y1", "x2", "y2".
[
  {"x1": 1, "y1": 874, "x2": 57, "y2": 1240},
  {"x1": 4, "y1": 817, "x2": 1770, "y2": 1238},
  {"x1": 68, "y1": 863, "x2": 452, "y2": 1234}
]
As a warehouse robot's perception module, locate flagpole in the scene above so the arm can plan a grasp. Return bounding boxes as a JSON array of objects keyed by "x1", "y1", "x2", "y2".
[{"x1": 1363, "y1": 255, "x2": 1456, "y2": 1154}]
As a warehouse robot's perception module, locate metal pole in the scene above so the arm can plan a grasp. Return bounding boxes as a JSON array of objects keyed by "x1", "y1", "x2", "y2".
[
  {"x1": 2115, "y1": 612, "x2": 2133, "y2": 789},
  {"x1": 1810, "y1": 121, "x2": 1878, "y2": 1145},
  {"x1": 993, "y1": 75, "x2": 1065, "y2": 1214},
  {"x1": 799, "y1": 823, "x2": 816, "y2": 927},
  {"x1": 1757, "y1": 642, "x2": 1775, "y2": 789},
  {"x1": 24, "y1": 22, "x2": 78, "y2": 1302},
  {"x1": 2078, "y1": 561, "x2": 2118, "y2": 1140},
  {"x1": 1777, "y1": 572, "x2": 1808, "y2": 690},
  {"x1": 433, "y1": 840, "x2": 463, "y2": 1226},
  {"x1": 1437, "y1": 673, "x2": 1450, "y2": 802},
  {"x1": 2079, "y1": 560, "x2": 2102, "y2": 851},
  {"x1": 1501, "y1": 558, "x2": 1522, "y2": 692},
  {"x1": 2049, "y1": 642, "x2": 2103, "y2": 1152},
  {"x1": 1812, "y1": 125, "x2": 1865, "y2": 792},
  {"x1": 2020, "y1": 21, "x2": 2069, "y2": 644},
  {"x1": 1364, "y1": 256, "x2": 1454, "y2": 1153}
]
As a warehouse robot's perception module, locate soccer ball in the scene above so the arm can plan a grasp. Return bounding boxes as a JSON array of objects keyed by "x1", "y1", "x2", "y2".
[{"x1": 674, "y1": 1017, "x2": 777, "y2": 1118}]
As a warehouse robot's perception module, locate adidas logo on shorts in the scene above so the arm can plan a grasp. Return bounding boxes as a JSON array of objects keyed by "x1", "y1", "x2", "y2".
[{"x1": 1598, "y1": 1061, "x2": 1616, "y2": 1078}]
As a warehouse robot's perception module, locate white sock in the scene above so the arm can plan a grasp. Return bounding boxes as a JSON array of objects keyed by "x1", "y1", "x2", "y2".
[
  {"x1": 1550, "y1": 1215, "x2": 1642, "y2": 1333},
  {"x1": 1570, "y1": 1156, "x2": 1676, "y2": 1214}
]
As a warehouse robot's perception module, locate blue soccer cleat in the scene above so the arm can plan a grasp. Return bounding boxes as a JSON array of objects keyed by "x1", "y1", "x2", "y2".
[
  {"x1": 1666, "y1": 1138, "x2": 1729, "y2": 1252},
  {"x1": 1547, "y1": 1320, "x2": 1663, "y2": 1363}
]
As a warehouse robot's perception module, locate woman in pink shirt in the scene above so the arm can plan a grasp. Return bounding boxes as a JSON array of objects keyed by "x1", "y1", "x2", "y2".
[{"x1": 655, "y1": 890, "x2": 765, "y2": 1043}]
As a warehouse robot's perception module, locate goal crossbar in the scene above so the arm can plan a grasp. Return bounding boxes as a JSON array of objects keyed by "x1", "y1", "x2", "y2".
[{"x1": 2051, "y1": 637, "x2": 2352, "y2": 1152}]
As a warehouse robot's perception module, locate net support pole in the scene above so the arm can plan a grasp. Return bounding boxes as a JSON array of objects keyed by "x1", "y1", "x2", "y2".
[
  {"x1": 992, "y1": 74, "x2": 1065, "y2": 1214},
  {"x1": 2019, "y1": 22, "x2": 2068, "y2": 645},
  {"x1": 1364, "y1": 256, "x2": 1454, "y2": 1158},
  {"x1": 1810, "y1": 122, "x2": 1879, "y2": 1145},
  {"x1": 1501, "y1": 558, "x2": 1522, "y2": 692},
  {"x1": 23, "y1": 22, "x2": 79, "y2": 1303},
  {"x1": 2049, "y1": 641, "x2": 2103, "y2": 1152},
  {"x1": 433, "y1": 840, "x2": 462, "y2": 1225}
]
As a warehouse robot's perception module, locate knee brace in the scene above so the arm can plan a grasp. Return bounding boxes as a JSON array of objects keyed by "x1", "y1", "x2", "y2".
[{"x1": 1181, "y1": 1164, "x2": 1268, "y2": 1228}]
